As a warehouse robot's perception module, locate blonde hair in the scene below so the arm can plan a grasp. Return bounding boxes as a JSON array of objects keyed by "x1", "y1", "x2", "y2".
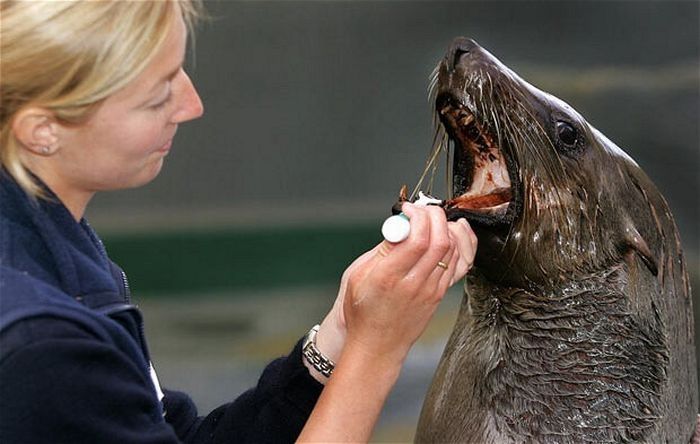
[{"x1": 0, "y1": 0, "x2": 203, "y2": 197}]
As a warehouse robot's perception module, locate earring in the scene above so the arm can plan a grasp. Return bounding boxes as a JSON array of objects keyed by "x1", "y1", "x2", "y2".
[{"x1": 42, "y1": 146, "x2": 50, "y2": 154}]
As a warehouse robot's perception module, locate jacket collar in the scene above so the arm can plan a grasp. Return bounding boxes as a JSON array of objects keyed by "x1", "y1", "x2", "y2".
[{"x1": 0, "y1": 171, "x2": 119, "y2": 299}]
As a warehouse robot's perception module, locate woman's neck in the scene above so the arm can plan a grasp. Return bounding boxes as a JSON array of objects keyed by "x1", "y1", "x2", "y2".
[{"x1": 27, "y1": 165, "x2": 93, "y2": 221}]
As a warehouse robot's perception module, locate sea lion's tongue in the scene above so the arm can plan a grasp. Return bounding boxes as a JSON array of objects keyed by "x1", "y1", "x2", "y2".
[{"x1": 449, "y1": 188, "x2": 511, "y2": 210}]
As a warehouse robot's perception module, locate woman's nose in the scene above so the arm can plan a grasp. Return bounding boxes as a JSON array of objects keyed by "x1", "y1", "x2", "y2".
[{"x1": 171, "y1": 70, "x2": 204, "y2": 123}]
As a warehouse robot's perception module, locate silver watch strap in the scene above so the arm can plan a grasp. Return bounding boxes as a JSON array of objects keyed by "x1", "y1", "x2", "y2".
[{"x1": 302, "y1": 324, "x2": 335, "y2": 378}]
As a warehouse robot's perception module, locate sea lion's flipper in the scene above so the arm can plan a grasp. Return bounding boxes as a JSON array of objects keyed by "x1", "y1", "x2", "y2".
[{"x1": 622, "y1": 222, "x2": 659, "y2": 276}]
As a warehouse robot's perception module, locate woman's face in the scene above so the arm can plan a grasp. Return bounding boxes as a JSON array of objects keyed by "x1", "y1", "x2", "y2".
[{"x1": 46, "y1": 9, "x2": 203, "y2": 209}]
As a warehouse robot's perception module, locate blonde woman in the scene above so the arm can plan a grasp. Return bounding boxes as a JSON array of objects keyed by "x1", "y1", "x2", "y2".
[{"x1": 0, "y1": 1, "x2": 477, "y2": 442}]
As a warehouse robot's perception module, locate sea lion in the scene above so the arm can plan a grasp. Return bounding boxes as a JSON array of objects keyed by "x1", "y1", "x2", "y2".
[{"x1": 414, "y1": 38, "x2": 698, "y2": 443}]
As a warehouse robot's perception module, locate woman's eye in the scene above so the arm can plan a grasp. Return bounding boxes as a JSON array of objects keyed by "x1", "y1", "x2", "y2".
[
  {"x1": 150, "y1": 94, "x2": 171, "y2": 109},
  {"x1": 556, "y1": 121, "x2": 578, "y2": 146},
  {"x1": 148, "y1": 83, "x2": 173, "y2": 110}
]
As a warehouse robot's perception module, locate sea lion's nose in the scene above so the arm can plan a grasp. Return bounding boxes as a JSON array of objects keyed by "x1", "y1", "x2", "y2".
[{"x1": 447, "y1": 37, "x2": 481, "y2": 72}]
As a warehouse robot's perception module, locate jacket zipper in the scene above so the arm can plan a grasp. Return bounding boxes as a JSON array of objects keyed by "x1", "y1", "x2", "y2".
[
  {"x1": 120, "y1": 269, "x2": 132, "y2": 304},
  {"x1": 119, "y1": 268, "x2": 163, "y2": 409},
  {"x1": 80, "y1": 220, "x2": 164, "y2": 411},
  {"x1": 119, "y1": 269, "x2": 148, "y2": 351}
]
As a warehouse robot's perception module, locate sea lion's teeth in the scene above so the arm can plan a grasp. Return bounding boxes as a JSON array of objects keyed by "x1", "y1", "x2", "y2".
[{"x1": 460, "y1": 114, "x2": 475, "y2": 126}]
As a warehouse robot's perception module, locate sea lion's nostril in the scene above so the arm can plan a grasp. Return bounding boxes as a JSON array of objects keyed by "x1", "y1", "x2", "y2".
[
  {"x1": 453, "y1": 48, "x2": 470, "y2": 68},
  {"x1": 447, "y1": 37, "x2": 479, "y2": 71}
]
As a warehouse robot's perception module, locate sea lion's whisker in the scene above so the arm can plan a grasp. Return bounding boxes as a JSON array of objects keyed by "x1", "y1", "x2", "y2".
[{"x1": 411, "y1": 126, "x2": 447, "y2": 201}]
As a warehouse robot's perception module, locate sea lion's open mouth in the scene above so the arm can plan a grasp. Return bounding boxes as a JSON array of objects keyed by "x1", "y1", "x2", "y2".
[{"x1": 436, "y1": 95, "x2": 513, "y2": 225}]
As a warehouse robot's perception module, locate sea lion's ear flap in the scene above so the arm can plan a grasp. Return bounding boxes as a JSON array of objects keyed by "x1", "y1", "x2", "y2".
[{"x1": 621, "y1": 223, "x2": 659, "y2": 276}]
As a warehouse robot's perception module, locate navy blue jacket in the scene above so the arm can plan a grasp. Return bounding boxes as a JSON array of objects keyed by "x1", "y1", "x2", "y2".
[{"x1": 0, "y1": 171, "x2": 322, "y2": 443}]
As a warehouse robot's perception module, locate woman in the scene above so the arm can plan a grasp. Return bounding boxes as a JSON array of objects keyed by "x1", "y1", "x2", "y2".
[{"x1": 0, "y1": 1, "x2": 477, "y2": 442}]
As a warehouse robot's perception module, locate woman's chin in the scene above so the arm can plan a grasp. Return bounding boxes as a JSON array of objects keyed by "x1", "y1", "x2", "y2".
[
  {"x1": 116, "y1": 158, "x2": 166, "y2": 190},
  {"x1": 139, "y1": 159, "x2": 166, "y2": 186}
]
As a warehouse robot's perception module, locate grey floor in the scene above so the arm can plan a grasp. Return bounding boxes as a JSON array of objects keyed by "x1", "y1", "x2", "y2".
[{"x1": 140, "y1": 285, "x2": 465, "y2": 443}]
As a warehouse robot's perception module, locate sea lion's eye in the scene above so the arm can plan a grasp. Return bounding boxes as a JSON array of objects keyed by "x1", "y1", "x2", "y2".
[{"x1": 556, "y1": 121, "x2": 578, "y2": 147}]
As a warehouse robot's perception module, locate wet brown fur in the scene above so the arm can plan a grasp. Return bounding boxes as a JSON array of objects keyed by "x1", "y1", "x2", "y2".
[{"x1": 415, "y1": 38, "x2": 698, "y2": 444}]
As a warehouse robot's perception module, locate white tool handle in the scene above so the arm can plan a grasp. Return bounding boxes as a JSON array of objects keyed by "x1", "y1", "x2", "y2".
[{"x1": 381, "y1": 192, "x2": 443, "y2": 243}]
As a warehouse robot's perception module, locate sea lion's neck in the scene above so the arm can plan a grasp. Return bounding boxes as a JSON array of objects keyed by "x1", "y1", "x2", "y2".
[{"x1": 467, "y1": 266, "x2": 668, "y2": 441}]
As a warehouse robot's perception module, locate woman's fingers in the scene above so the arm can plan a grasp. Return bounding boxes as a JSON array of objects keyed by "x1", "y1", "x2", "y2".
[
  {"x1": 444, "y1": 239, "x2": 463, "y2": 288},
  {"x1": 407, "y1": 205, "x2": 452, "y2": 280},
  {"x1": 374, "y1": 203, "x2": 432, "y2": 276},
  {"x1": 373, "y1": 205, "x2": 477, "y2": 290},
  {"x1": 414, "y1": 217, "x2": 476, "y2": 295},
  {"x1": 448, "y1": 219, "x2": 477, "y2": 281},
  {"x1": 356, "y1": 206, "x2": 478, "y2": 308}
]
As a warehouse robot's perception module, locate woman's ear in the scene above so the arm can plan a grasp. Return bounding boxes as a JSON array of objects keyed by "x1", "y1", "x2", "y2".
[{"x1": 11, "y1": 107, "x2": 60, "y2": 156}]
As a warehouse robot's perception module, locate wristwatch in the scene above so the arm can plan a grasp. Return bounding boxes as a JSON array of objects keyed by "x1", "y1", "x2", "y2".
[{"x1": 302, "y1": 324, "x2": 336, "y2": 378}]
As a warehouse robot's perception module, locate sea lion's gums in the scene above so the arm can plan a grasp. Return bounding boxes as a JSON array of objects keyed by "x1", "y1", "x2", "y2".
[{"x1": 415, "y1": 38, "x2": 697, "y2": 443}]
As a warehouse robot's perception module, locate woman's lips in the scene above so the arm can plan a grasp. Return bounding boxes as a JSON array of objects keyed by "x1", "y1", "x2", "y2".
[{"x1": 156, "y1": 139, "x2": 173, "y2": 154}]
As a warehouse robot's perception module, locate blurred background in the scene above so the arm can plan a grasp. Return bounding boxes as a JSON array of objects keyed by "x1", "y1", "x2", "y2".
[{"x1": 87, "y1": 1, "x2": 698, "y2": 441}]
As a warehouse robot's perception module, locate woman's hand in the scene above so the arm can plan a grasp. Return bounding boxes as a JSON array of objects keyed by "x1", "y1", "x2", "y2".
[
  {"x1": 298, "y1": 204, "x2": 476, "y2": 442},
  {"x1": 340, "y1": 203, "x2": 476, "y2": 364},
  {"x1": 310, "y1": 204, "x2": 477, "y2": 381}
]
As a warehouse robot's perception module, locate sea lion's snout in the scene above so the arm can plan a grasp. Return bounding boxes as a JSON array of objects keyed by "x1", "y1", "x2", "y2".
[
  {"x1": 442, "y1": 37, "x2": 505, "y2": 78},
  {"x1": 445, "y1": 37, "x2": 481, "y2": 72},
  {"x1": 433, "y1": 38, "x2": 517, "y2": 228}
]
